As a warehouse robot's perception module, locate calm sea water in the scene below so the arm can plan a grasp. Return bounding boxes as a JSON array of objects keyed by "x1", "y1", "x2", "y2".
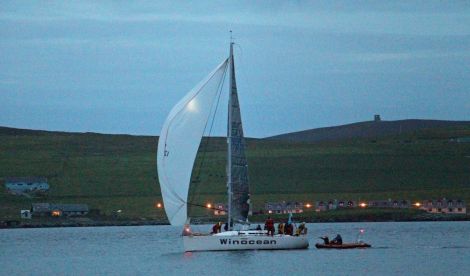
[{"x1": 1, "y1": 221, "x2": 469, "y2": 275}]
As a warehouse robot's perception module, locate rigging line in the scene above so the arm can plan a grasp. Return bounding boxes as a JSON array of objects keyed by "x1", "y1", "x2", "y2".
[{"x1": 193, "y1": 62, "x2": 228, "y2": 181}]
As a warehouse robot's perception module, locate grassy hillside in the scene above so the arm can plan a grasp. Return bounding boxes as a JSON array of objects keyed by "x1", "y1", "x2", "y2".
[
  {"x1": 267, "y1": 119, "x2": 470, "y2": 142},
  {"x1": 1, "y1": 125, "x2": 470, "y2": 221}
]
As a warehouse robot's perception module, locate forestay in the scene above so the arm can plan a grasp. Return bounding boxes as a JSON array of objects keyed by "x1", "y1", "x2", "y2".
[{"x1": 157, "y1": 59, "x2": 228, "y2": 226}]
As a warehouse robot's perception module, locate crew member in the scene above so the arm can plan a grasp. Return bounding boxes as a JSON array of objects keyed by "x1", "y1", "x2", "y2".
[
  {"x1": 285, "y1": 222, "x2": 294, "y2": 235},
  {"x1": 320, "y1": 236, "x2": 330, "y2": 245},
  {"x1": 278, "y1": 222, "x2": 285, "y2": 235},
  {"x1": 211, "y1": 222, "x2": 222, "y2": 234},
  {"x1": 265, "y1": 216, "x2": 275, "y2": 236},
  {"x1": 331, "y1": 234, "x2": 343, "y2": 245},
  {"x1": 295, "y1": 222, "x2": 307, "y2": 236}
]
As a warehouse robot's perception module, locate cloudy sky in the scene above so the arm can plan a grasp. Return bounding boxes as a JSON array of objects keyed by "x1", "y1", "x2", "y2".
[{"x1": 1, "y1": 1, "x2": 469, "y2": 137}]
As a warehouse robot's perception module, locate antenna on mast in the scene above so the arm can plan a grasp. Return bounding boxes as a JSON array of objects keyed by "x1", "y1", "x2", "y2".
[{"x1": 230, "y1": 30, "x2": 233, "y2": 44}]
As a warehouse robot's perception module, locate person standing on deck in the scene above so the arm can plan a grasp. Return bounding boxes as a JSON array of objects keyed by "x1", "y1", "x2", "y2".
[{"x1": 265, "y1": 216, "x2": 275, "y2": 236}]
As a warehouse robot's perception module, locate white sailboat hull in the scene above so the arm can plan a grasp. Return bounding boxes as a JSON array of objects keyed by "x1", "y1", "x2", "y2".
[{"x1": 183, "y1": 231, "x2": 309, "y2": 252}]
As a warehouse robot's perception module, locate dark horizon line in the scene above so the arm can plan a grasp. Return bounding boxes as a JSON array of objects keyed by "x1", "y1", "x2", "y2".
[{"x1": 1, "y1": 118, "x2": 470, "y2": 139}]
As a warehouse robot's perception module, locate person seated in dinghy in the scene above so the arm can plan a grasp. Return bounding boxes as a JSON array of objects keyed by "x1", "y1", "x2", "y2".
[
  {"x1": 320, "y1": 236, "x2": 330, "y2": 245},
  {"x1": 331, "y1": 234, "x2": 343, "y2": 245},
  {"x1": 211, "y1": 222, "x2": 222, "y2": 234}
]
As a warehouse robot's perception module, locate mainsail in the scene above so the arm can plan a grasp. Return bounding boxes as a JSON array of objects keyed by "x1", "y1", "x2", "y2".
[
  {"x1": 227, "y1": 43, "x2": 250, "y2": 224},
  {"x1": 157, "y1": 59, "x2": 228, "y2": 226}
]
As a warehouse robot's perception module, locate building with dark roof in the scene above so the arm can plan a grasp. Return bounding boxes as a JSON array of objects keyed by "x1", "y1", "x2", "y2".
[
  {"x1": 368, "y1": 199, "x2": 410, "y2": 208},
  {"x1": 213, "y1": 203, "x2": 227, "y2": 216},
  {"x1": 265, "y1": 201, "x2": 303, "y2": 214},
  {"x1": 420, "y1": 199, "x2": 466, "y2": 214},
  {"x1": 31, "y1": 203, "x2": 89, "y2": 217},
  {"x1": 4, "y1": 177, "x2": 49, "y2": 196}
]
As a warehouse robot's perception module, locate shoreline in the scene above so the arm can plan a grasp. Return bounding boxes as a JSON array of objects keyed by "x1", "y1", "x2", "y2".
[{"x1": 2, "y1": 215, "x2": 469, "y2": 229}]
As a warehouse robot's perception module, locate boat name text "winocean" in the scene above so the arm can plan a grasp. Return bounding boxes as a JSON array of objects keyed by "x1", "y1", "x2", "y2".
[{"x1": 219, "y1": 239, "x2": 277, "y2": 245}]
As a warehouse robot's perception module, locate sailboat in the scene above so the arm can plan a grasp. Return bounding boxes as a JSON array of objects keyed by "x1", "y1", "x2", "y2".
[{"x1": 157, "y1": 41, "x2": 309, "y2": 251}]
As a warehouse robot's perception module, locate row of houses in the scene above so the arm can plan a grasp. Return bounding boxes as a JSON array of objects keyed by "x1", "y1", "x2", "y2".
[
  {"x1": 213, "y1": 201, "x2": 306, "y2": 216},
  {"x1": 316, "y1": 199, "x2": 410, "y2": 211},
  {"x1": 21, "y1": 203, "x2": 90, "y2": 219},
  {"x1": 418, "y1": 199, "x2": 466, "y2": 214},
  {"x1": 315, "y1": 199, "x2": 466, "y2": 214},
  {"x1": 211, "y1": 199, "x2": 467, "y2": 216}
]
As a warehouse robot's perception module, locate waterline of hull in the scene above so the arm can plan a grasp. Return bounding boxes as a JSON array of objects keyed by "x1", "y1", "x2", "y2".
[{"x1": 183, "y1": 233, "x2": 309, "y2": 252}]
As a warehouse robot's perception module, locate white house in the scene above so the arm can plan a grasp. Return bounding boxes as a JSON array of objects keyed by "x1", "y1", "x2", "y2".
[
  {"x1": 420, "y1": 199, "x2": 466, "y2": 214},
  {"x1": 265, "y1": 201, "x2": 303, "y2": 214},
  {"x1": 4, "y1": 177, "x2": 49, "y2": 195}
]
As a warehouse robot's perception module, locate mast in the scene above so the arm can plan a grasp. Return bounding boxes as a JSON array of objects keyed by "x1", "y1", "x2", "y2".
[
  {"x1": 227, "y1": 38, "x2": 234, "y2": 230},
  {"x1": 226, "y1": 32, "x2": 251, "y2": 229}
]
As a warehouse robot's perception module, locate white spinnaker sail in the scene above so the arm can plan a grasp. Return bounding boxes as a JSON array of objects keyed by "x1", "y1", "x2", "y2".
[{"x1": 157, "y1": 59, "x2": 228, "y2": 226}]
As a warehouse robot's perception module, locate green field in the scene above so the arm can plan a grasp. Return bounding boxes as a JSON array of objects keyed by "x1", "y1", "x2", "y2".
[{"x1": 1, "y1": 126, "x2": 470, "y2": 221}]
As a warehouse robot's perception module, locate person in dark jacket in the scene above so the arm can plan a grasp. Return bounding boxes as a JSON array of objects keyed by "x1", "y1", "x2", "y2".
[
  {"x1": 285, "y1": 222, "x2": 294, "y2": 235},
  {"x1": 211, "y1": 222, "x2": 222, "y2": 234},
  {"x1": 331, "y1": 234, "x2": 343, "y2": 245},
  {"x1": 320, "y1": 236, "x2": 330, "y2": 245}
]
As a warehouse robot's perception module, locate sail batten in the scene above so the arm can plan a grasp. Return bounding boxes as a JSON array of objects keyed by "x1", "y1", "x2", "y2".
[{"x1": 157, "y1": 59, "x2": 229, "y2": 226}]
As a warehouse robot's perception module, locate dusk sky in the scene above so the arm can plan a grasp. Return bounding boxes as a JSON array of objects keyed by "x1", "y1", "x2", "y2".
[{"x1": 1, "y1": 1, "x2": 469, "y2": 138}]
